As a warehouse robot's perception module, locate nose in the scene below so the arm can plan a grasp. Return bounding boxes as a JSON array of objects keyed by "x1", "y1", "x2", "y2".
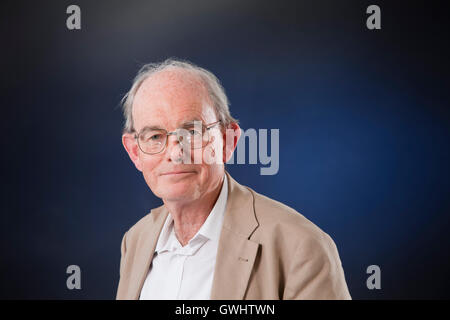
[{"x1": 166, "y1": 134, "x2": 184, "y2": 163}]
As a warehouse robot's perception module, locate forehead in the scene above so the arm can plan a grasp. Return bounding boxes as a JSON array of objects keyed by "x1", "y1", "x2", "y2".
[{"x1": 132, "y1": 69, "x2": 217, "y2": 130}]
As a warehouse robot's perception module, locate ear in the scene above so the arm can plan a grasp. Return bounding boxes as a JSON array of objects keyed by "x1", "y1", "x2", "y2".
[
  {"x1": 122, "y1": 133, "x2": 143, "y2": 172},
  {"x1": 223, "y1": 122, "x2": 241, "y2": 163}
]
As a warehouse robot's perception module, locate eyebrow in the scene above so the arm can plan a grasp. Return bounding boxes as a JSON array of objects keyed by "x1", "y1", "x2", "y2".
[
  {"x1": 179, "y1": 118, "x2": 203, "y2": 128},
  {"x1": 139, "y1": 125, "x2": 164, "y2": 132},
  {"x1": 139, "y1": 118, "x2": 204, "y2": 132}
]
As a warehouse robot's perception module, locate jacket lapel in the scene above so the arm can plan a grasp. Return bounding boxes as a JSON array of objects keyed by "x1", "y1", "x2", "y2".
[
  {"x1": 210, "y1": 172, "x2": 260, "y2": 299},
  {"x1": 128, "y1": 205, "x2": 169, "y2": 300}
]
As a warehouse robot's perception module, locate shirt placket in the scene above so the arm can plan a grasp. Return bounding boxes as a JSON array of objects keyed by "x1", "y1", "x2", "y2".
[
  {"x1": 175, "y1": 237, "x2": 208, "y2": 299},
  {"x1": 175, "y1": 254, "x2": 189, "y2": 299}
]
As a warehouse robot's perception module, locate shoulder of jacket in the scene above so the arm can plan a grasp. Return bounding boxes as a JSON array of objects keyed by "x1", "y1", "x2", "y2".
[{"x1": 248, "y1": 187, "x2": 331, "y2": 244}]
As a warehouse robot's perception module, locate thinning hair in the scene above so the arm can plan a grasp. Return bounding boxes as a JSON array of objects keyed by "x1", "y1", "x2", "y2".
[{"x1": 120, "y1": 58, "x2": 238, "y2": 133}]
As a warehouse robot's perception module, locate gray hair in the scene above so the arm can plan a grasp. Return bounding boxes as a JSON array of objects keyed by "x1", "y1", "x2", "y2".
[{"x1": 120, "y1": 58, "x2": 238, "y2": 133}]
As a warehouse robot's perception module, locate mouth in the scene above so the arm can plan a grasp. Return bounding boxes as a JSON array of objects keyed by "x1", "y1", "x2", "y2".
[{"x1": 160, "y1": 171, "x2": 196, "y2": 176}]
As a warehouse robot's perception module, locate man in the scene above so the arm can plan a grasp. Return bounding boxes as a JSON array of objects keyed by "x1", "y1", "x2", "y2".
[{"x1": 117, "y1": 58, "x2": 351, "y2": 300}]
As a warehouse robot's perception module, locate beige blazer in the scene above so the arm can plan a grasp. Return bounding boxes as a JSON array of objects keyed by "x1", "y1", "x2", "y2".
[{"x1": 116, "y1": 172, "x2": 351, "y2": 300}]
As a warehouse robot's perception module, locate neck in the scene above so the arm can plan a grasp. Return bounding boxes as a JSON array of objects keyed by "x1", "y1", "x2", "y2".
[{"x1": 163, "y1": 175, "x2": 224, "y2": 246}]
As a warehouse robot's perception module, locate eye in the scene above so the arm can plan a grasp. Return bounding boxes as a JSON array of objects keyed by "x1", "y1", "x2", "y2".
[
  {"x1": 149, "y1": 134, "x2": 162, "y2": 141},
  {"x1": 142, "y1": 132, "x2": 164, "y2": 142},
  {"x1": 189, "y1": 129, "x2": 202, "y2": 136}
]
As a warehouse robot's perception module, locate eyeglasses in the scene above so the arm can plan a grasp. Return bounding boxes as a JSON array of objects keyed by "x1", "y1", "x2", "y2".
[{"x1": 134, "y1": 120, "x2": 221, "y2": 155}]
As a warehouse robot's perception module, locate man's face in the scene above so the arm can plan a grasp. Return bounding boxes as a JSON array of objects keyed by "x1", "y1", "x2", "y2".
[{"x1": 124, "y1": 69, "x2": 226, "y2": 203}]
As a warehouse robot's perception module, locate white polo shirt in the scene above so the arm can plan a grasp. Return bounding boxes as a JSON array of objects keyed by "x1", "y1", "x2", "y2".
[{"x1": 139, "y1": 175, "x2": 228, "y2": 300}]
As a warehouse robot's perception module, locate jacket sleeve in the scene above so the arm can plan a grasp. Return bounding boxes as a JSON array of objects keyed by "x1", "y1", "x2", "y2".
[{"x1": 283, "y1": 231, "x2": 351, "y2": 300}]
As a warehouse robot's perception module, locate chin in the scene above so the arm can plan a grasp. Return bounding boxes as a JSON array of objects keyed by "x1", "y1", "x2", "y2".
[{"x1": 157, "y1": 182, "x2": 198, "y2": 201}]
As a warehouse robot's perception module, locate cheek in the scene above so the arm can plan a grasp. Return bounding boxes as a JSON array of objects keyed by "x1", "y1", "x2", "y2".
[
  {"x1": 140, "y1": 156, "x2": 161, "y2": 185},
  {"x1": 200, "y1": 145, "x2": 214, "y2": 165},
  {"x1": 198, "y1": 145, "x2": 223, "y2": 183},
  {"x1": 203, "y1": 137, "x2": 224, "y2": 165},
  {"x1": 189, "y1": 148, "x2": 204, "y2": 164}
]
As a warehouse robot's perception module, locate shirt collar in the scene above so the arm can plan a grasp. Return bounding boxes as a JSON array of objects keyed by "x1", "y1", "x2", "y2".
[{"x1": 155, "y1": 174, "x2": 228, "y2": 253}]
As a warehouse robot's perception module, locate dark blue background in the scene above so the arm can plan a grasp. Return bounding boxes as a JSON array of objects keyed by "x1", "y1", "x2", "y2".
[{"x1": 1, "y1": 0, "x2": 449, "y2": 299}]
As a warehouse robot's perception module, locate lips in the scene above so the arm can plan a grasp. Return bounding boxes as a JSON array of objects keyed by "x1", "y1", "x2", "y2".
[{"x1": 160, "y1": 171, "x2": 196, "y2": 176}]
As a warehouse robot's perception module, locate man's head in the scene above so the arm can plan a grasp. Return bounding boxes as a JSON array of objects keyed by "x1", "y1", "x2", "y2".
[{"x1": 121, "y1": 59, "x2": 241, "y2": 203}]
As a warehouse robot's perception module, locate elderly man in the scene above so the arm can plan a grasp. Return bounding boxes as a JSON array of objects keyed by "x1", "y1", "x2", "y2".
[{"x1": 117, "y1": 58, "x2": 351, "y2": 300}]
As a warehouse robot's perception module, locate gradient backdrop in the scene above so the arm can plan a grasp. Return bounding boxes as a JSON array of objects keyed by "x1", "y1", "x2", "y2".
[{"x1": 1, "y1": 0, "x2": 449, "y2": 299}]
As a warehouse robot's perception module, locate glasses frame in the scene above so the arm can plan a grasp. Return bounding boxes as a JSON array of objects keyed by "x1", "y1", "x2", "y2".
[{"x1": 134, "y1": 120, "x2": 222, "y2": 155}]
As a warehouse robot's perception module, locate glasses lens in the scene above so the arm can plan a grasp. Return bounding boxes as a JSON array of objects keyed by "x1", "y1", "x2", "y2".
[
  {"x1": 138, "y1": 129, "x2": 166, "y2": 154},
  {"x1": 180, "y1": 127, "x2": 208, "y2": 149}
]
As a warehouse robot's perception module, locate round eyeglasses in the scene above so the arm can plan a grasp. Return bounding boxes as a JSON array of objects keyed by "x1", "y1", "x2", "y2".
[{"x1": 134, "y1": 120, "x2": 221, "y2": 155}]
